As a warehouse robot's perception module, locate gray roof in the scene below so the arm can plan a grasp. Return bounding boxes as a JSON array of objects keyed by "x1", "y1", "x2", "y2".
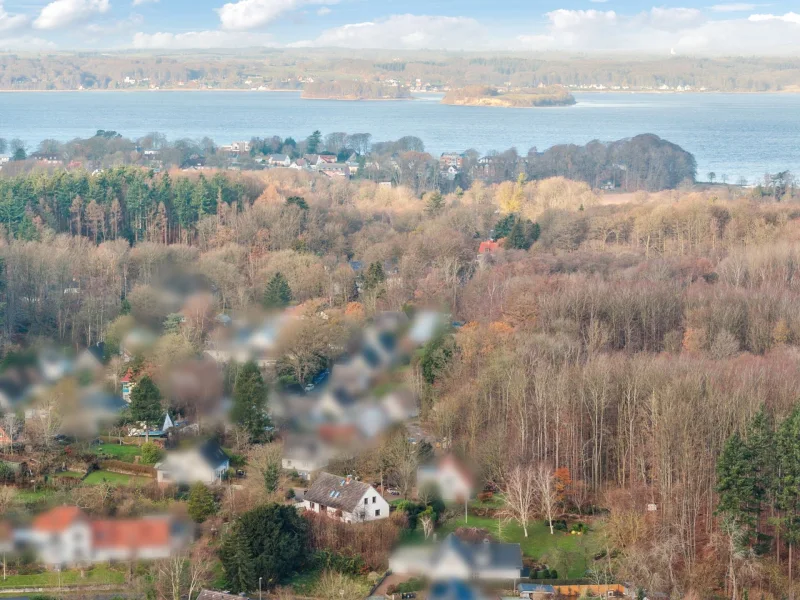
[
  {"x1": 436, "y1": 533, "x2": 523, "y2": 572},
  {"x1": 305, "y1": 472, "x2": 372, "y2": 513},
  {"x1": 197, "y1": 439, "x2": 230, "y2": 469}
]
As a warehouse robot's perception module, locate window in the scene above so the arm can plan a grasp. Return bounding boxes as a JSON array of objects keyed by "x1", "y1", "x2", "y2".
[
  {"x1": 372, "y1": 496, "x2": 377, "y2": 504},
  {"x1": 364, "y1": 498, "x2": 368, "y2": 505},
  {"x1": 374, "y1": 509, "x2": 381, "y2": 517}
]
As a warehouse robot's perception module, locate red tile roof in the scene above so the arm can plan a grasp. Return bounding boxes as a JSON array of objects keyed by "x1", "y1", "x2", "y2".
[
  {"x1": 91, "y1": 518, "x2": 171, "y2": 549},
  {"x1": 478, "y1": 240, "x2": 501, "y2": 254},
  {"x1": 32, "y1": 506, "x2": 86, "y2": 532}
]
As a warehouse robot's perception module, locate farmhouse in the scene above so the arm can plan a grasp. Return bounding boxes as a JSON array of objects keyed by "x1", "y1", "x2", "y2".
[{"x1": 302, "y1": 472, "x2": 389, "y2": 523}]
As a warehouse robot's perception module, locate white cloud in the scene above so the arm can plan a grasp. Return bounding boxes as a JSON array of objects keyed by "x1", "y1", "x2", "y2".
[
  {"x1": 132, "y1": 29, "x2": 275, "y2": 49},
  {"x1": 0, "y1": 2, "x2": 28, "y2": 32},
  {"x1": 710, "y1": 3, "x2": 757, "y2": 12},
  {"x1": 0, "y1": 34, "x2": 55, "y2": 49},
  {"x1": 132, "y1": 0, "x2": 159, "y2": 5},
  {"x1": 316, "y1": 6, "x2": 330, "y2": 16},
  {"x1": 517, "y1": 7, "x2": 800, "y2": 54},
  {"x1": 34, "y1": 0, "x2": 110, "y2": 30},
  {"x1": 749, "y1": 12, "x2": 800, "y2": 24},
  {"x1": 589, "y1": 0, "x2": 609, "y2": 3},
  {"x1": 217, "y1": 0, "x2": 338, "y2": 31},
  {"x1": 294, "y1": 14, "x2": 486, "y2": 49}
]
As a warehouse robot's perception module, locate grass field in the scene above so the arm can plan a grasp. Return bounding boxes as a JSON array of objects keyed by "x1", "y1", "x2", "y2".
[
  {"x1": 0, "y1": 564, "x2": 126, "y2": 589},
  {"x1": 13, "y1": 488, "x2": 53, "y2": 503},
  {"x1": 82, "y1": 470, "x2": 150, "y2": 485},
  {"x1": 93, "y1": 443, "x2": 142, "y2": 462},
  {"x1": 437, "y1": 514, "x2": 600, "y2": 579}
]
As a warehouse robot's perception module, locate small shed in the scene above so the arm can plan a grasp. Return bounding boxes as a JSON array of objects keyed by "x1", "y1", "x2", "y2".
[{"x1": 518, "y1": 583, "x2": 556, "y2": 599}]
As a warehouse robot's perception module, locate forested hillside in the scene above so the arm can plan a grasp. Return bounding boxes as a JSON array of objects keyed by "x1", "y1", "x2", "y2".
[{"x1": 0, "y1": 168, "x2": 798, "y2": 596}]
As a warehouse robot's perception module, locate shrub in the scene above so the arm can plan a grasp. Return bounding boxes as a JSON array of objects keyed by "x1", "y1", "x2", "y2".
[
  {"x1": 187, "y1": 482, "x2": 217, "y2": 523},
  {"x1": 549, "y1": 569, "x2": 558, "y2": 579},
  {"x1": 140, "y1": 442, "x2": 162, "y2": 465},
  {"x1": 535, "y1": 569, "x2": 550, "y2": 579},
  {"x1": 477, "y1": 491, "x2": 493, "y2": 502}
]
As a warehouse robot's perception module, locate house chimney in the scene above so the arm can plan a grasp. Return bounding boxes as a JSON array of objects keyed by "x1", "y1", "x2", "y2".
[{"x1": 346, "y1": 475, "x2": 352, "y2": 485}]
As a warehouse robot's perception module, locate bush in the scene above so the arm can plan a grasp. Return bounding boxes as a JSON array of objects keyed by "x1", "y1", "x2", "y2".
[
  {"x1": 285, "y1": 488, "x2": 295, "y2": 500},
  {"x1": 389, "y1": 577, "x2": 426, "y2": 594},
  {"x1": 477, "y1": 491, "x2": 493, "y2": 502},
  {"x1": 312, "y1": 549, "x2": 365, "y2": 576},
  {"x1": 140, "y1": 442, "x2": 162, "y2": 465},
  {"x1": 187, "y1": 482, "x2": 217, "y2": 523},
  {"x1": 535, "y1": 568, "x2": 550, "y2": 579},
  {"x1": 549, "y1": 569, "x2": 558, "y2": 579},
  {"x1": 553, "y1": 519, "x2": 568, "y2": 531},
  {"x1": 571, "y1": 522, "x2": 589, "y2": 533}
]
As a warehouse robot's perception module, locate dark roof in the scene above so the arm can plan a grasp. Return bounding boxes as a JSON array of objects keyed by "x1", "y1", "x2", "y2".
[
  {"x1": 197, "y1": 439, "x2": 230, "y2": 469},
  {"x1": 305, "y1": 472, "x2": 372, "y2": 513},
  {"x1": 331, "y1": 387, "x2": 357, "y2": 408},
  {"x1": 436, "y1": 533, "x2": 523, "y2": 572}
]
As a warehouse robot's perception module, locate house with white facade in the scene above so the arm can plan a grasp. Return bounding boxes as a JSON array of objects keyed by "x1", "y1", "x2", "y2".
[
  {"x1": 416, "y1": 454, "x2": 475, "y2": 503},
  {"x1": 389, "y1": 533, "x2": 523, "y2": 581},
  {"x1": 302, "y1": 472, "x2": 389, "y2": 523},
  {"x1": 18, "y1": 506, "x2": 185, "y2": 567},
  {"x1": 155, "y1": 439, "x2": 230, "y2": 485}
]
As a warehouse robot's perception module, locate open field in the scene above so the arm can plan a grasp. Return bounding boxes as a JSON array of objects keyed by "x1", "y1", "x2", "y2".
[
  {"x1": 0, "y1": 564, "x2": 126, "y2": 589},
  {"x1": 93, "y1": 443, "x2": 142, "y2": 463},
  {"x1": 82, "y1": 470, "x2": 150, "y2": 485}
]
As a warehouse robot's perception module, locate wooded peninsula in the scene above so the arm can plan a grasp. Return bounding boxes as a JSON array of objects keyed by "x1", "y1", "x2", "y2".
[{"x1": 442, "y1": 86, "x2": 576, "y2": 107}]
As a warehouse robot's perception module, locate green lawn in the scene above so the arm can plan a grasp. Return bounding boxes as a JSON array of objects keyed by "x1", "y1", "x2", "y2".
[
  {"x1": 436, "y1": 514, "x2": 600, "y2": 579},
  {"x1": 0, "y1": 564, "x2": 126, "y2": 589},
  {"x1": 93, "y1": 443, "x2": 142, "y2": 462},
  {"x1": 82, "y1": 470, "x2": 150, "y2": 486},
  {"x1": 14, "y1": 488, "x2": 54, "y2": 503}
]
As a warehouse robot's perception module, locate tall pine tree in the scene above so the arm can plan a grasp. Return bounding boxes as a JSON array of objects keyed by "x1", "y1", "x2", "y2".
[
  {"x1": 128, "y1": 375, "x2": 163, "y2": 427},
  {"x1": 263, "y1": 272, "x2": 292, "y2": 310},
  {"x1": 231, "y1": 361, "x2": 270, "y2": 441}
]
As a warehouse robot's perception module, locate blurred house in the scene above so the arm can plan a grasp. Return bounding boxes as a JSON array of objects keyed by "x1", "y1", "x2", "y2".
[
  {"x1": 155, "y1": 439, "x2": 230, "y2": 485},
  {"x1": 302, "y1": 472, "x2": 390, "y2": 523},
  {"x1": 417, "y1": 455, "x2": 475, "y2": 503},
  {"x1": 389, "y1": 533, "x2": 523, "y2": 581},
  {"x1": 17, "y1": 506, "x2": 187, "y2": 567},
  {"x1": 281, "y1": 435, "x2": 330, "y2": 479}
]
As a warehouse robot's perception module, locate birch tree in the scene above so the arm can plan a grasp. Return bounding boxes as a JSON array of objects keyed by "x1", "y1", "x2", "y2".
[{"x1": 500, "y1": 464, "x2": 536, "y2": 538}]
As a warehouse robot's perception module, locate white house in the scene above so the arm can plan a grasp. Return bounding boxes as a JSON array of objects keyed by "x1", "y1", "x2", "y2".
[
  {"x1": 416, "y1": 455, "x2": 475, "y2": 503},
  {"x1": 268, "y1": 154, "x2": 292, "y2": 167},
  {"x1": 389, "y1": 533, "x2": 523, "y2": 581},
  {"x1": 18, "y1": 506, "x2": 183, "y2": 567},
  {"x1": 302, "y1": 472, "x2": 390, "y2": 523},
  {"x1": 282, "y1": 436, "x2": 330, "y2": 479},
  {"x1": 155, "y1": 439, "x2": 229, "y2": 485}
]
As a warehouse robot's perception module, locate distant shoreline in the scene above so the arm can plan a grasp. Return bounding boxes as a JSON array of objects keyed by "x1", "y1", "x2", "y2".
[{"x1": 0, "y1": 87, "x2": 798, "y2": 95}]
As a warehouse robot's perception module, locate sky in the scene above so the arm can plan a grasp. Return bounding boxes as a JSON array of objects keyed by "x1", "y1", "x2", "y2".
[{"x1": 0, "y1": 0, "x2": 799, "y2": 54}]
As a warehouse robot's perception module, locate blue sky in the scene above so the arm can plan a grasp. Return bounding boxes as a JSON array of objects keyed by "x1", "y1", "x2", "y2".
[{"x1": 0, "y1": 0, "x2": 798, "y2": 53}]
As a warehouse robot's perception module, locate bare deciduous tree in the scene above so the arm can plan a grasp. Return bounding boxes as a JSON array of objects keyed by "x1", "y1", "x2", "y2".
[
  {"x1": 500, "y1": 464, "x2": 537, "y2": 538},
  {"x1": 533, "y1": 463, "x2": 559, "y2": 535}
]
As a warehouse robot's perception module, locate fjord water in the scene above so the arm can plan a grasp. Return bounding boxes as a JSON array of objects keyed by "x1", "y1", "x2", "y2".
[{"x1": 2, "y1": 91, "x2": 799, "y2": 183}]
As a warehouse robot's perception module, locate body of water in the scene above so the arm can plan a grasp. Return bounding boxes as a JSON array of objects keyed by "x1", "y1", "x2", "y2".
[{"x1": 2, "y1": 90, "x2": 799, "y2": 184}]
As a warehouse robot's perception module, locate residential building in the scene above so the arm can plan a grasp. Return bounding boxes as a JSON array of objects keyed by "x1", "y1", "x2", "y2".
[
  {"x1": 439, "y1": 153, "x2": 464, "y2": 170},
  {"x1": 120, "y1": 371, "x2": 135, "y2": 403},
  {"x1": 416, "y1": 455, "x2": 475, "y2": 503},
  {"x1": 317, "y1": 163, "x2": 350, "y2": 179},
  {"x1": 19, "y1": 506, "x2": 185, "y2": 567},
  {"x1": 302, "y1": 472, "x2": 390, "y2": 523},
  {"x1": 281, "y1": 435, "x2": 330, "y2": 479},
  {"x1": 389, "y1": 533, "x2": 523, "y2": 581},
  {"x1": 268, "y1": 154, "x2": 292, "y2": 167},
  {"x1": 155, "y1": 439, "x2": 230, "y2": 485},
  {"x1": 230, "y1": 141, "x2": 251, "y2": 153}
]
